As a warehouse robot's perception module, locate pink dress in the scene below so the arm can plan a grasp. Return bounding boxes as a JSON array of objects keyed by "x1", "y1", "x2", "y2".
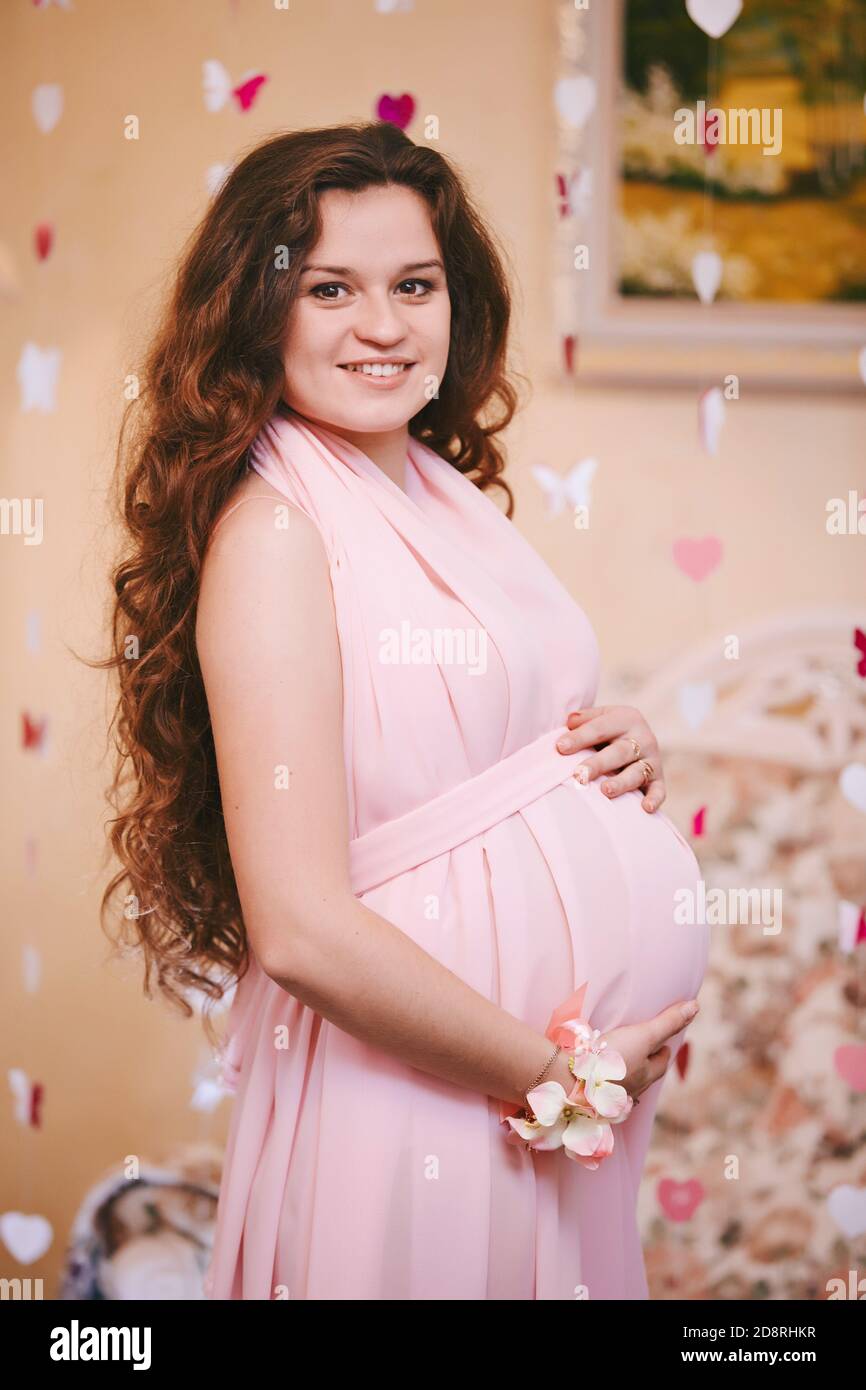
[{"x1": 204, "y1": 409, "x2": 709, "y2": 1301}]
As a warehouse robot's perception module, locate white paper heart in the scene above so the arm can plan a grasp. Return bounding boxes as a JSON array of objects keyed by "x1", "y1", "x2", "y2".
[
  {"x1": 554, "y1": 76, "x2": 596, "y2": 130},
  {"x1": 691, "y1": 251, "x2": 723, "y2": 304},
  {"x1": 857, "y1": 345, "x2": 866, "y2": 385},
  {"x1": 685, "y1": 0, "x2": 743, "y2": 39},
  {"x1": 32, "y1": 84, "x2": 63, "y2": 134},
  {"x1": 26, "y1": 611, "x2": 42, "y2": 655},
  {"x1": 22, "y1": 943, "x2": 42, "y2": 993},
  {"x1": 837, "y1": 900, "x2": 862, "y2": 954},
  {"x1": 839, "y1": 762, "x2": 866, "y2": 814},
  {"x1": 0, "y1": 1211, "x2": 53, "y2": 1264},
  {"x1": 17, "y1": 342, "x2": 61, "y2": 412},
  {"x1": 698, "y1": 386, "x2": 725, "y2": 456},
  {"x1": 678, "y1": 681, "x2": 715, "y2": 730},
  {"x1": 827, "y1": 1184, "x2": 866, "y2": 1239}
]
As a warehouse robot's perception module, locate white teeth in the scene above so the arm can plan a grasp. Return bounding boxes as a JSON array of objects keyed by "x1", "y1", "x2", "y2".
[{"x1": 343, "y1": 363, "x2": 408, "y2": 377}]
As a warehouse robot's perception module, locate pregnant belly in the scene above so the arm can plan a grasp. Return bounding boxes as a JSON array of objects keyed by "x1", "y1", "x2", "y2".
[
  {"x1": 360, "y1": 769, "x2": 711, "y2": 1042},
  {"x1": 516, "y1": 777, "x2": 711, "y2": 1034}
]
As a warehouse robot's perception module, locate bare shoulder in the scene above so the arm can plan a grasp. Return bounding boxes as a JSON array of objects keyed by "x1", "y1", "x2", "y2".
[
  {"x1": 205, "y1": 470, "x2": 326, "y2": 566},
  {"x1": 209, "y1": 470, "x2": 320, "y2": 542},
  {"x1": 197, "y1": 472, "x2": 332, "y2": 661}
]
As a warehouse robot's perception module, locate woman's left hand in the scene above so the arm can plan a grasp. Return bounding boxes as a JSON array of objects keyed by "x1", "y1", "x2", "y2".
[{"x1": 555, "y1": 705, "x2": 666, "y2": 812}]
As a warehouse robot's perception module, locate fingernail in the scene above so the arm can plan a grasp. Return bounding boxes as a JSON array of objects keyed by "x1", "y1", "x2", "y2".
[
  {"x1": 682, "y1": 1002, "x2": 698, "y2": 1020},
  {"x1": 556, "y1": 737, "x2": 572, "y2": 752},
  {"x1": 576, "y1": 766, "x2": 589, "y2": 784}
]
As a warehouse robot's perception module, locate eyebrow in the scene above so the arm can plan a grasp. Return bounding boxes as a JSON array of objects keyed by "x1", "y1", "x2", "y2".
[{"x1": 298, "y1": 259, "x2": 445, "y2": 276}]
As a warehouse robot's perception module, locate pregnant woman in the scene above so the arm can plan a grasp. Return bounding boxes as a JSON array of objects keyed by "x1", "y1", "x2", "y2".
[{"x1": 103, "y1": 121, "x2": 709, "y2": 1301}]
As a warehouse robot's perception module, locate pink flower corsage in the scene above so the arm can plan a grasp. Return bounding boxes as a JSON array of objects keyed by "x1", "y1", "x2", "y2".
[{"x1": 499, "y1": 982, "x2": 633, "y2": 1170}]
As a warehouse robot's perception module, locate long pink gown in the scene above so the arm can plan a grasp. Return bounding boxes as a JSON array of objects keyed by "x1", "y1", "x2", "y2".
[{"x1": 203, "y1": 409, "x2": 710, "y2": 1301}]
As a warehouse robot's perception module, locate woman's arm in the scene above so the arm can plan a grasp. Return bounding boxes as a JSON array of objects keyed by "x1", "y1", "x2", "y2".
[{"x1": 195, "y1": 487, "x2": 565, "y2": 1109}]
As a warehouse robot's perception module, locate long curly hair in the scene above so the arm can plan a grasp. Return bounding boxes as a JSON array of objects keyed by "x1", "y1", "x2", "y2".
[{"x1": 96, "y1": 120, "x2": 525, "y2": 1044}]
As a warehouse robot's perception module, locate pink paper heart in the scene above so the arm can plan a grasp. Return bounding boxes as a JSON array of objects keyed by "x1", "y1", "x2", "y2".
[
  {"x1": 834, "y1": 1043, "x2": 866, "y2": 1092},
  {"x1": 673, "y1": 536, "x2": 723, "y2": 582},
  {"x1": 375, "y1": 92, "x2": 415, "y2": 130},
  {"x1": 658, "y1": 1177, "x2": 704, "y2": 1221}
]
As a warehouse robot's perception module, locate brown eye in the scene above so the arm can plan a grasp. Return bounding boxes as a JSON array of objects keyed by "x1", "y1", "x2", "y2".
[{"x1": 397, "y1": 279, "x2": 434, "y2": 297}]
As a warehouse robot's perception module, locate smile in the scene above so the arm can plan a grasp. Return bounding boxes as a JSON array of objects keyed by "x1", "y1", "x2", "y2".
[{"x1": 339, "y1": 362, "x2": 413, "y2": 377}]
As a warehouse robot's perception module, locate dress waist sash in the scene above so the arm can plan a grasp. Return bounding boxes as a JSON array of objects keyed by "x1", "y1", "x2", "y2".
[{"x1": 349, "y1": 723, "x2": 592, "y2": 896}]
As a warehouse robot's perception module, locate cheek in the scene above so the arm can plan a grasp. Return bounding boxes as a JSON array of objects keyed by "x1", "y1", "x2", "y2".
[{"x1": 282, "y1": 305, "x2": 335, "y2": 367}]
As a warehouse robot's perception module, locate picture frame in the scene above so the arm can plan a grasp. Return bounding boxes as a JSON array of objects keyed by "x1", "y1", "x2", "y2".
[{"x1": 553, "y1": 0, "x2": 866, "y2": 392}]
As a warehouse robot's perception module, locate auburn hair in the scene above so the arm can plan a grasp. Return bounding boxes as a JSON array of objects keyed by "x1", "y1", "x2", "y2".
[{"x1": 95, "y1": 120, "x2": 525, "y2": 1044}]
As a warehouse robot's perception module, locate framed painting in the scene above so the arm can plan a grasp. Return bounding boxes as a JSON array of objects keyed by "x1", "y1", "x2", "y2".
[{"x1": 553, "y1": 0, "x2": 866, "y2": 390}]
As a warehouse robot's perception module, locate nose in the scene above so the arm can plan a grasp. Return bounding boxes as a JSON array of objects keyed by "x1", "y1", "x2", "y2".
[{"x1": 353, "y1": 287, "x2": 408, "y2": 346}]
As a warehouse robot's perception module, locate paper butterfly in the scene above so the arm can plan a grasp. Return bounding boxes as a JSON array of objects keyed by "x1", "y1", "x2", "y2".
[
  {"x1": 555, "y1": 168, "x2": 592, "y2": 219},
  {"x1": 531, "y1": 458, "x2": 598, "y2": 518},
  {"x1": 9, "y1": 1069, "x2": 44, "y2": 1128},
  {"x1": 202, "y1": 60, "x2": 268, "y2": 114}
]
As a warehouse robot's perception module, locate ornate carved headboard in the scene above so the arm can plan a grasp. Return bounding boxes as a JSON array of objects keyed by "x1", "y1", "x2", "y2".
[{"x1": 631, "y1": 606, "x2": 866, "y2": 772}]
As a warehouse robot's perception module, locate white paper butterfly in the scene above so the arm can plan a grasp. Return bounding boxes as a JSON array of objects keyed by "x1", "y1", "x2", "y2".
[{"x1": 531, "y1": 458, "x2": 598, "y2": 518}]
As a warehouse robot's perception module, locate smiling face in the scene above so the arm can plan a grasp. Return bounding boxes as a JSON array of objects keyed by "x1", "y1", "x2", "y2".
[{"x1": 281, "y1": 185, "x2": 451, "y2": 440}]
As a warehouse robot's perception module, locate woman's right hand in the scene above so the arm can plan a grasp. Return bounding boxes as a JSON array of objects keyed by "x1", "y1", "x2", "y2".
[
  {"x1": 602, "y1": 999, "x2": 699, "y2": 1101},
  {"x1": 549, "y1": 999, "x2": 699, "y2": 1103}
]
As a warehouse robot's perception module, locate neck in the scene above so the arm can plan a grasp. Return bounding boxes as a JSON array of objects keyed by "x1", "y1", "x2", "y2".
[{"x1": 292, "y1": 410, "x2": 410, "y2": 493}]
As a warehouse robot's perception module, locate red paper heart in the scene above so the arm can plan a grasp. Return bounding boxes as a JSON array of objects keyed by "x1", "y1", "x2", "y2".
[
  {"x1": 675, "y1": 1040, "x2": 690, "y2": 1080},
  {"x1": 30, "y1": 1082, "x2": 44, "y2": 1128},
  {"x1": 34, "y1": 223, "x2": 54, "y2": 260},
  {"x1": 22, "y1": 712, "x2": 47, "y2": 751},
  {"x1": 375, "y1": 92, "x2": 415, "y2": 130}
]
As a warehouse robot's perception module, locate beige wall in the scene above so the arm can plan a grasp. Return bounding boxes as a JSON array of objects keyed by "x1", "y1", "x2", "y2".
[{"x1": 2, "y1": 0, "x2": 863, "y2": 1294}]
